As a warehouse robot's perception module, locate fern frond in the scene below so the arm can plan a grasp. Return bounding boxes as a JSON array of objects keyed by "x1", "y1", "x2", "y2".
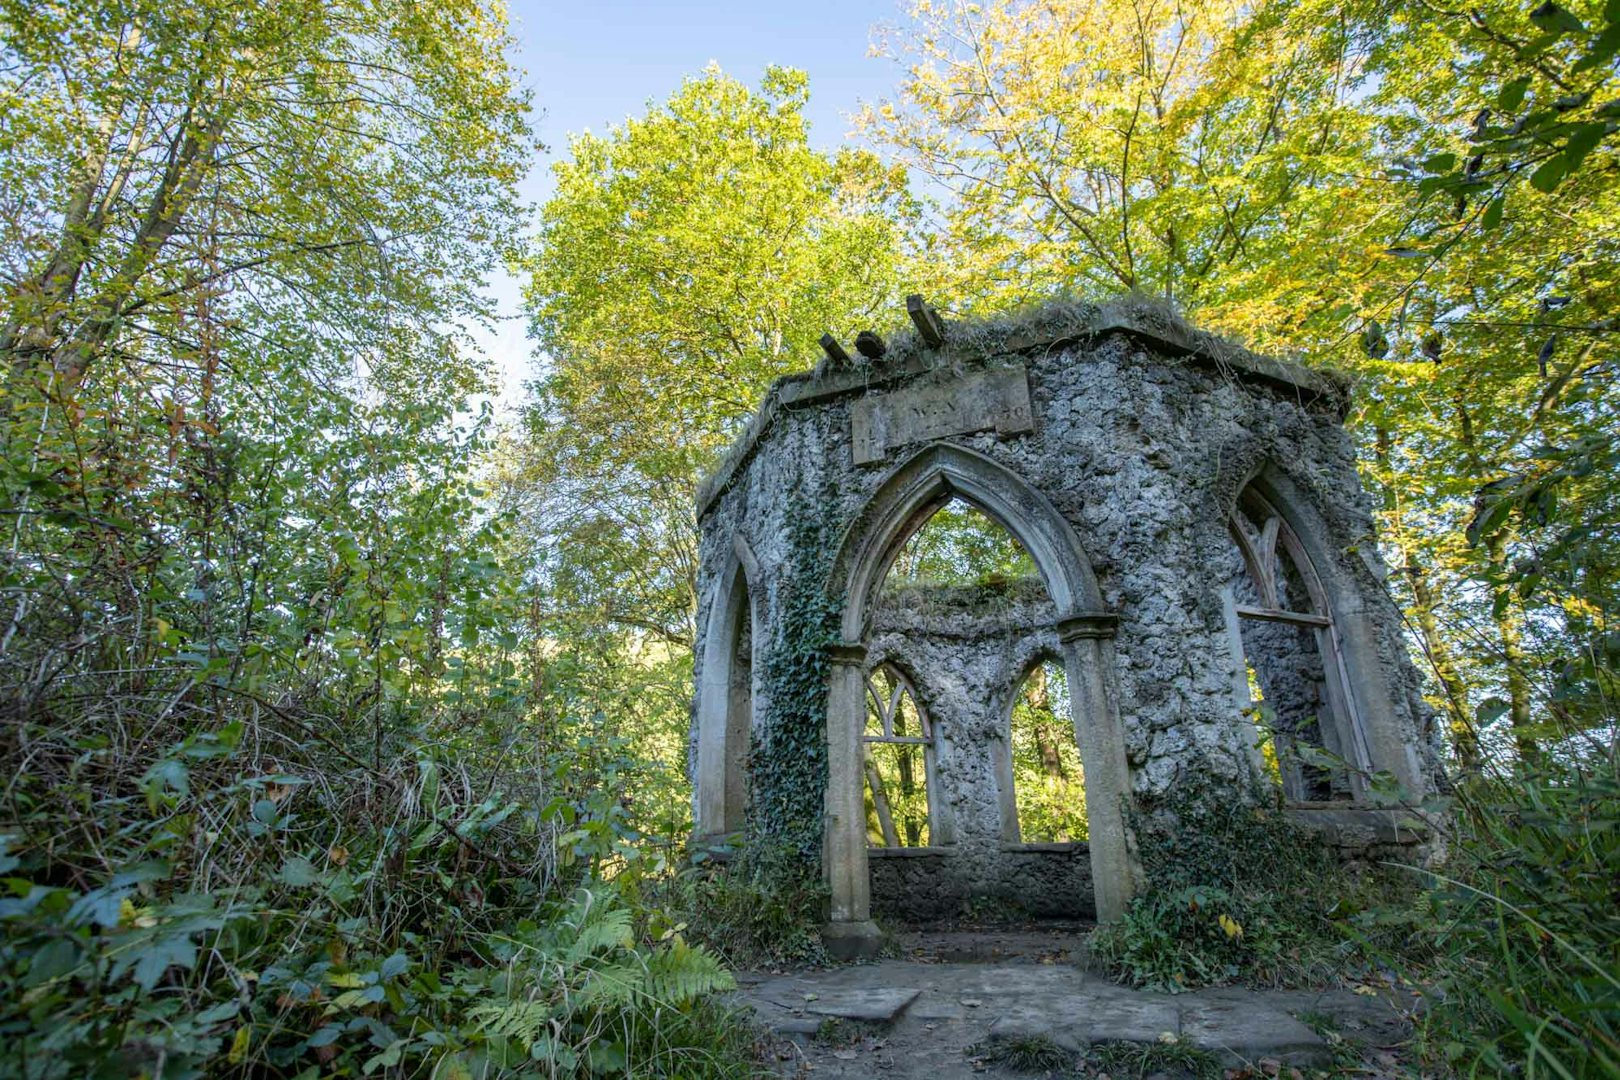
[
  {"x1": 568, "y1": 905, "x2": 635, "y2": 960},
  {"x1": 644, "y1": 940, "x2": 734, "y2": 1005}
]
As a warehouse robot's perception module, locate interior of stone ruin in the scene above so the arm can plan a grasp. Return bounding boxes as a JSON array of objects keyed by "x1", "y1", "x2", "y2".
[
  {"x1": 856, "y1": 491, "x2": 1365, "y2": 923},
  {"x1": 861, "y1": 499, "x2": 1099, "y2": 920},
  {"x1": 1224, "y1": 487, "x2": 1371, "y2": 805}
]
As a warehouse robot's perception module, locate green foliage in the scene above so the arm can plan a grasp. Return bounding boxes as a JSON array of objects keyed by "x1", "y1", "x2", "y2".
[
  {"x1": 1399, "y1": 0, "x2": 1618, "y2": 212},
  {"x1": 862, "y1": 665, "x2": 932, "y2": 847},
  {"x1": 1093, "y1": 796, "x2": 1390, "y2": 991},
  {"x1": 1009, "y1": 662, "x2": 1089, "y2": 844},
  {"x1": 0, "y1": 3, "x2": 751, "y2": 1073},
  {"x1": 1084, "y1": 1038, "x2": 1222, "y2": 1080},
  {"x1": 466, "y1": 888, "x2": 750, "y2": 1078},
  {"x1": 507, "y1": 65, "x2": 914, "y2": 676},
  {"x1": 0, "y1": 697, "x2": 750, "y2": 1076},
  {"x1": 976, "y1": 1033, "x2": 1077, "y2": 1073},
  {"x1": 749, "y1": 497, "x2": 839, "y2": 865},
  {"x1": 1381, "y1": 759, "x2": 1620, "y2": 1079},
  {"x1": 670, "y1": 847, "x2": 830, "y2": 969},
  {"x1": 883, "y1": 500, "x2": 1039, "y2": 589}
]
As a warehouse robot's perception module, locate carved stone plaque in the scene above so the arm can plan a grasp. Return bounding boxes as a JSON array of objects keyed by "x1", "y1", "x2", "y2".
[{"x1": 850, "y1": 366, "x2": 1034, "y2": 465}]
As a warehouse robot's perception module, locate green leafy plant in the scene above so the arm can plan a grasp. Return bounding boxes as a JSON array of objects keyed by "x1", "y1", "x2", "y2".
[
  {"x1": 976, "y1": 1033, "x2": 1076, "y2": 1073},
  {"x1": 466, "y1": 887, "x2": 743, "y2": 1076},
  {"x1": 1085, "y1": 1037, "x2": 1221, "y2": 1080},
  {"x1": 1382, "y1": 759, "x2": 1620, "y2": 1079},
  {"x1": 671, "y1": 845, "x2": 829, "y2": 969},
  {"x1": 1092, "y1": 794, "x2": 1401, "y2": 991}
]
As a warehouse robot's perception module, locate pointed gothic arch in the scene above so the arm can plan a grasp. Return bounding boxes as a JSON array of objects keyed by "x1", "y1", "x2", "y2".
[
  {"x1": 694, "y1": 536, "x2": 759, "y2": 839},
  {"x1": 822, "y1": 445, "x2": 1135, "y2": 946},
  {"x1": 1220, "y1": 466, "x2": 1425, "y2": 800}
]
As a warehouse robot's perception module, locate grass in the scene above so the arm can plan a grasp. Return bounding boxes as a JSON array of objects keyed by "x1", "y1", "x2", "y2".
[
  {"x1": 813, "y1": 1017, "x2": 881, "y2": 1046},
  {"x1": 975, "y1": 1033, "x2": 1077, "y2": 1073},
  {"x1": 1085, "y1": 1038, "x2": 1222, "y2": 1080}
]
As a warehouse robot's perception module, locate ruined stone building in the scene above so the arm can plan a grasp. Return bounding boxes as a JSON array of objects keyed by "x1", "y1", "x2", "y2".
[{"x1": 690, "y1": 298, "x2": 1439, "y2": 956}]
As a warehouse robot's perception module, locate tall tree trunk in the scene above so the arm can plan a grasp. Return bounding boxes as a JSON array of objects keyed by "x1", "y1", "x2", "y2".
[
  {"x1": 1027, "y1": 665, "x2": 1068, "y2": 779},
  {"x1": 1454, "y1": 400, "x2": 1538, "y2": 764},
  {"x1": 1373, "y1": 428, "x2": 1479, "y2": 770},
  {"x1": 1486, "y1": 531, "x2": 1537, "y2": 762},
  {"x1": 890, "y1": 707, "x2": 922, "y2": 846},
  {"x1": 865, "y1": 754, "x2": 900, "y2": 848}
]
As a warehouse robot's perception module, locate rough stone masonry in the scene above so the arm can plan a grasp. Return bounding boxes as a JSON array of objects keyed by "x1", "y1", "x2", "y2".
[{"x1": 690, "y1": 296, "x2": 1443, "y2": 957}]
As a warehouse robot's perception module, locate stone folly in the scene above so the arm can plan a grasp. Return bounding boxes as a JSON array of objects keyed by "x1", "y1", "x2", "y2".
[{"x1": 690, "y1": 297, "x2": 1440, "y2": 958}]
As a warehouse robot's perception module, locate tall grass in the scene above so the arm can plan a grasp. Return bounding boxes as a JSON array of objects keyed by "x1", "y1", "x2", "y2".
[{"x1": 1397, "y1": 753, "x2": 1620, "y2": 1078}]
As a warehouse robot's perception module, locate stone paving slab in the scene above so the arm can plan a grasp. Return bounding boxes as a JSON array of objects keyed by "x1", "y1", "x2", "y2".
[
  {"x1": 801, "y1": 987, "x2": 920, "y2": 1023},
  {"x1": 1179, "y1": 1000, "x2": 1328, "y2": 1064},
  {"x1": 736, "y1": 959, "x2": 1342, "y2": 1073}
]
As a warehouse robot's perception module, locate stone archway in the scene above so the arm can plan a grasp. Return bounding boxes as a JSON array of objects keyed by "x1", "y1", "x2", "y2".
[
  {"x1": 694, "y1": 537, "x2": 760, "y2": 840},
  {"x1": 821, "y1": 444, "x2": 1136, "y2": 954},
  {"x1": 1224, "y1": 466, "x2": 1428, "y2": 798}
]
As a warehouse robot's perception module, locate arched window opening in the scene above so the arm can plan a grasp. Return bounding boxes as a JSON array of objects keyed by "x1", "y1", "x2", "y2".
[
  {"x1": 722, "y1": 575, "x2": 754, "y2": 831},
  {"x1": 1009, "y1": 660, "x2": 1088, "y2": 842},
  {"x1": 1227, "y1": 490, "x2": 1366, "y2": 802},
  {"x1": 882, "y1": 499, "x2": 1039, "y2": 592},
  {"x1": 863, "y1": 665, "x2": 937, "y2": 848}
]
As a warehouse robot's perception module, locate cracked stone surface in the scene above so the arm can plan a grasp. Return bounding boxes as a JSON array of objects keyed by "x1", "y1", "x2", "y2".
[{"x1": 734, "y1": 950, "x2": 1415, "y2": 1079}]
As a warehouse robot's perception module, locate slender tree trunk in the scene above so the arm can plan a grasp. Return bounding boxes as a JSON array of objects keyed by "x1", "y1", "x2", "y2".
[
  {"x1": 865, "y1": 754, "x2": 900, "y2": 847},
  {"x1": 890, "y1": 707, "x2": 922, "y2": 846},
  {"x1": 1453, "y1": 401, "x2": 1538, "y2": 764},
  {"x1": 1027, "y1": 665, "x2": 1068, "y2": 779},
  {"x1": 1373, "y1": 428, "x2": 1479, "y2": 770},
  {"x1": 1486, "y1": 531, "x2": 1537, "y2": 762}
]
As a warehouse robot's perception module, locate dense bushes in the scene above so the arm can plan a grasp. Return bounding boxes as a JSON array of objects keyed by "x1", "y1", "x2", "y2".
[
  {"x1": 0, "y1": 688, "x2": 755, "y2": 1078},
  {"x1": 1092, "y1": 762, "x2": 1620, "y2": 1078},
  {"x1": 1092, "y1": 794, "x2": 1396, "y2": 991},
  {"x1": 671, "y1": 844, "x2": 829, "y2": 969},
  {"x1": 0, "y1": 330, "x2": 751, "y2": 1076}
]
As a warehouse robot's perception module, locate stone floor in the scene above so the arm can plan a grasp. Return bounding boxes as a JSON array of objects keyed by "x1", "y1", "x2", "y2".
[{"x1": 734, "y1": 930, "x2": 1414, "y2": 1079}]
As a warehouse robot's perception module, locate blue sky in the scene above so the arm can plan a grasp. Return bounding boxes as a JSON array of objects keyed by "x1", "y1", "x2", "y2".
[{"x1": 480, "y1": 0, "x2": 910, "y2": 407}]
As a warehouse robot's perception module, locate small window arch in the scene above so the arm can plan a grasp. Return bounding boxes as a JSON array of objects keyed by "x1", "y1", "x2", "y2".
[
  {"x1": 1226, "y1": 488, "x2": 1371, "y2": 802},
  {"x1": 863, "y1": 665, "x2": 940, "y2": 848},
  {"x1": 1006, "y1": 659, "x2": 1088, "y2": 843}
]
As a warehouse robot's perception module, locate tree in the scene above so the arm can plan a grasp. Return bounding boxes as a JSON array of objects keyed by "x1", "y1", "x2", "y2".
[
  {"x1": 862, "y1": 0, "x2": 1394, "y2": 343},
  {"x1": 1, "y1": 0, "x2": 529, "y2": 400},
  {"x1": 510, "y1": 66, "x2": 913, "y2": 646},
  {"x1": 871, "y1": 0, "x2": 1619, "y2": 767}
]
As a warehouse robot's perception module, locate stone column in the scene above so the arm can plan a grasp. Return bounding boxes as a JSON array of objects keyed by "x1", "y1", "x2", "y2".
[
  {"x1": 1056, "y1": 613, "x2": 1139, "y2": 923},
  {"x1": 822, "y1": 640, "x2": 884, "y2": 958}
]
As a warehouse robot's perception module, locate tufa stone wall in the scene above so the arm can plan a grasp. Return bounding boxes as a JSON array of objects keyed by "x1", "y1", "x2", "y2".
[{"x1": 690, "y1": 297, "x2": 1443, "y2": 943}]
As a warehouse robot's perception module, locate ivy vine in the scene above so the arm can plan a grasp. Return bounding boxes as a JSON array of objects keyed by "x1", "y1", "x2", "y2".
[{"x1": 748, "y1": 489, "x2": 840, "y2": 871}]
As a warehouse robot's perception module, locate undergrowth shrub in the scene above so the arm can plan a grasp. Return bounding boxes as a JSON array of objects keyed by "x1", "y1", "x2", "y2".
[
  {"x1": 1092, "y1": 793, "x2": 1401, "y2": 991},
  {"x1": 0, "y1": 697, "x2": 753, "y2": 1078},
  {"x1": 1380, "y1": 756, "x2": 1620, "y2": 1079},
  {"x1": 670, "y1": 844, "x2": 829, "y2": 969}
]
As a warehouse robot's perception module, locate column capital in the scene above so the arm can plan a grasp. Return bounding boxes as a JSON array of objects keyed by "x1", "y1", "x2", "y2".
[
  {"x1": 827, "y1": 640, "x2": 868, "y2": 666},
  {"x1": 1055, "y1": 612, "x2": 1119, "y2": 642}
]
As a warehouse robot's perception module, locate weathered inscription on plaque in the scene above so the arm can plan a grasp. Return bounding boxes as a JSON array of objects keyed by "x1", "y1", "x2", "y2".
[{"x1": 850, "y1": 366, "x2": 1034, "y2": 465}]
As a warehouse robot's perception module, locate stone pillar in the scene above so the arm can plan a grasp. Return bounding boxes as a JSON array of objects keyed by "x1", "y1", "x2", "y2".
[
  {"x1": 822, "y1": 640, "x2": 884, "y2": 958},
  {"x1": 1056, "y1": 613, "x2": 1139, "y2": 923}
]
